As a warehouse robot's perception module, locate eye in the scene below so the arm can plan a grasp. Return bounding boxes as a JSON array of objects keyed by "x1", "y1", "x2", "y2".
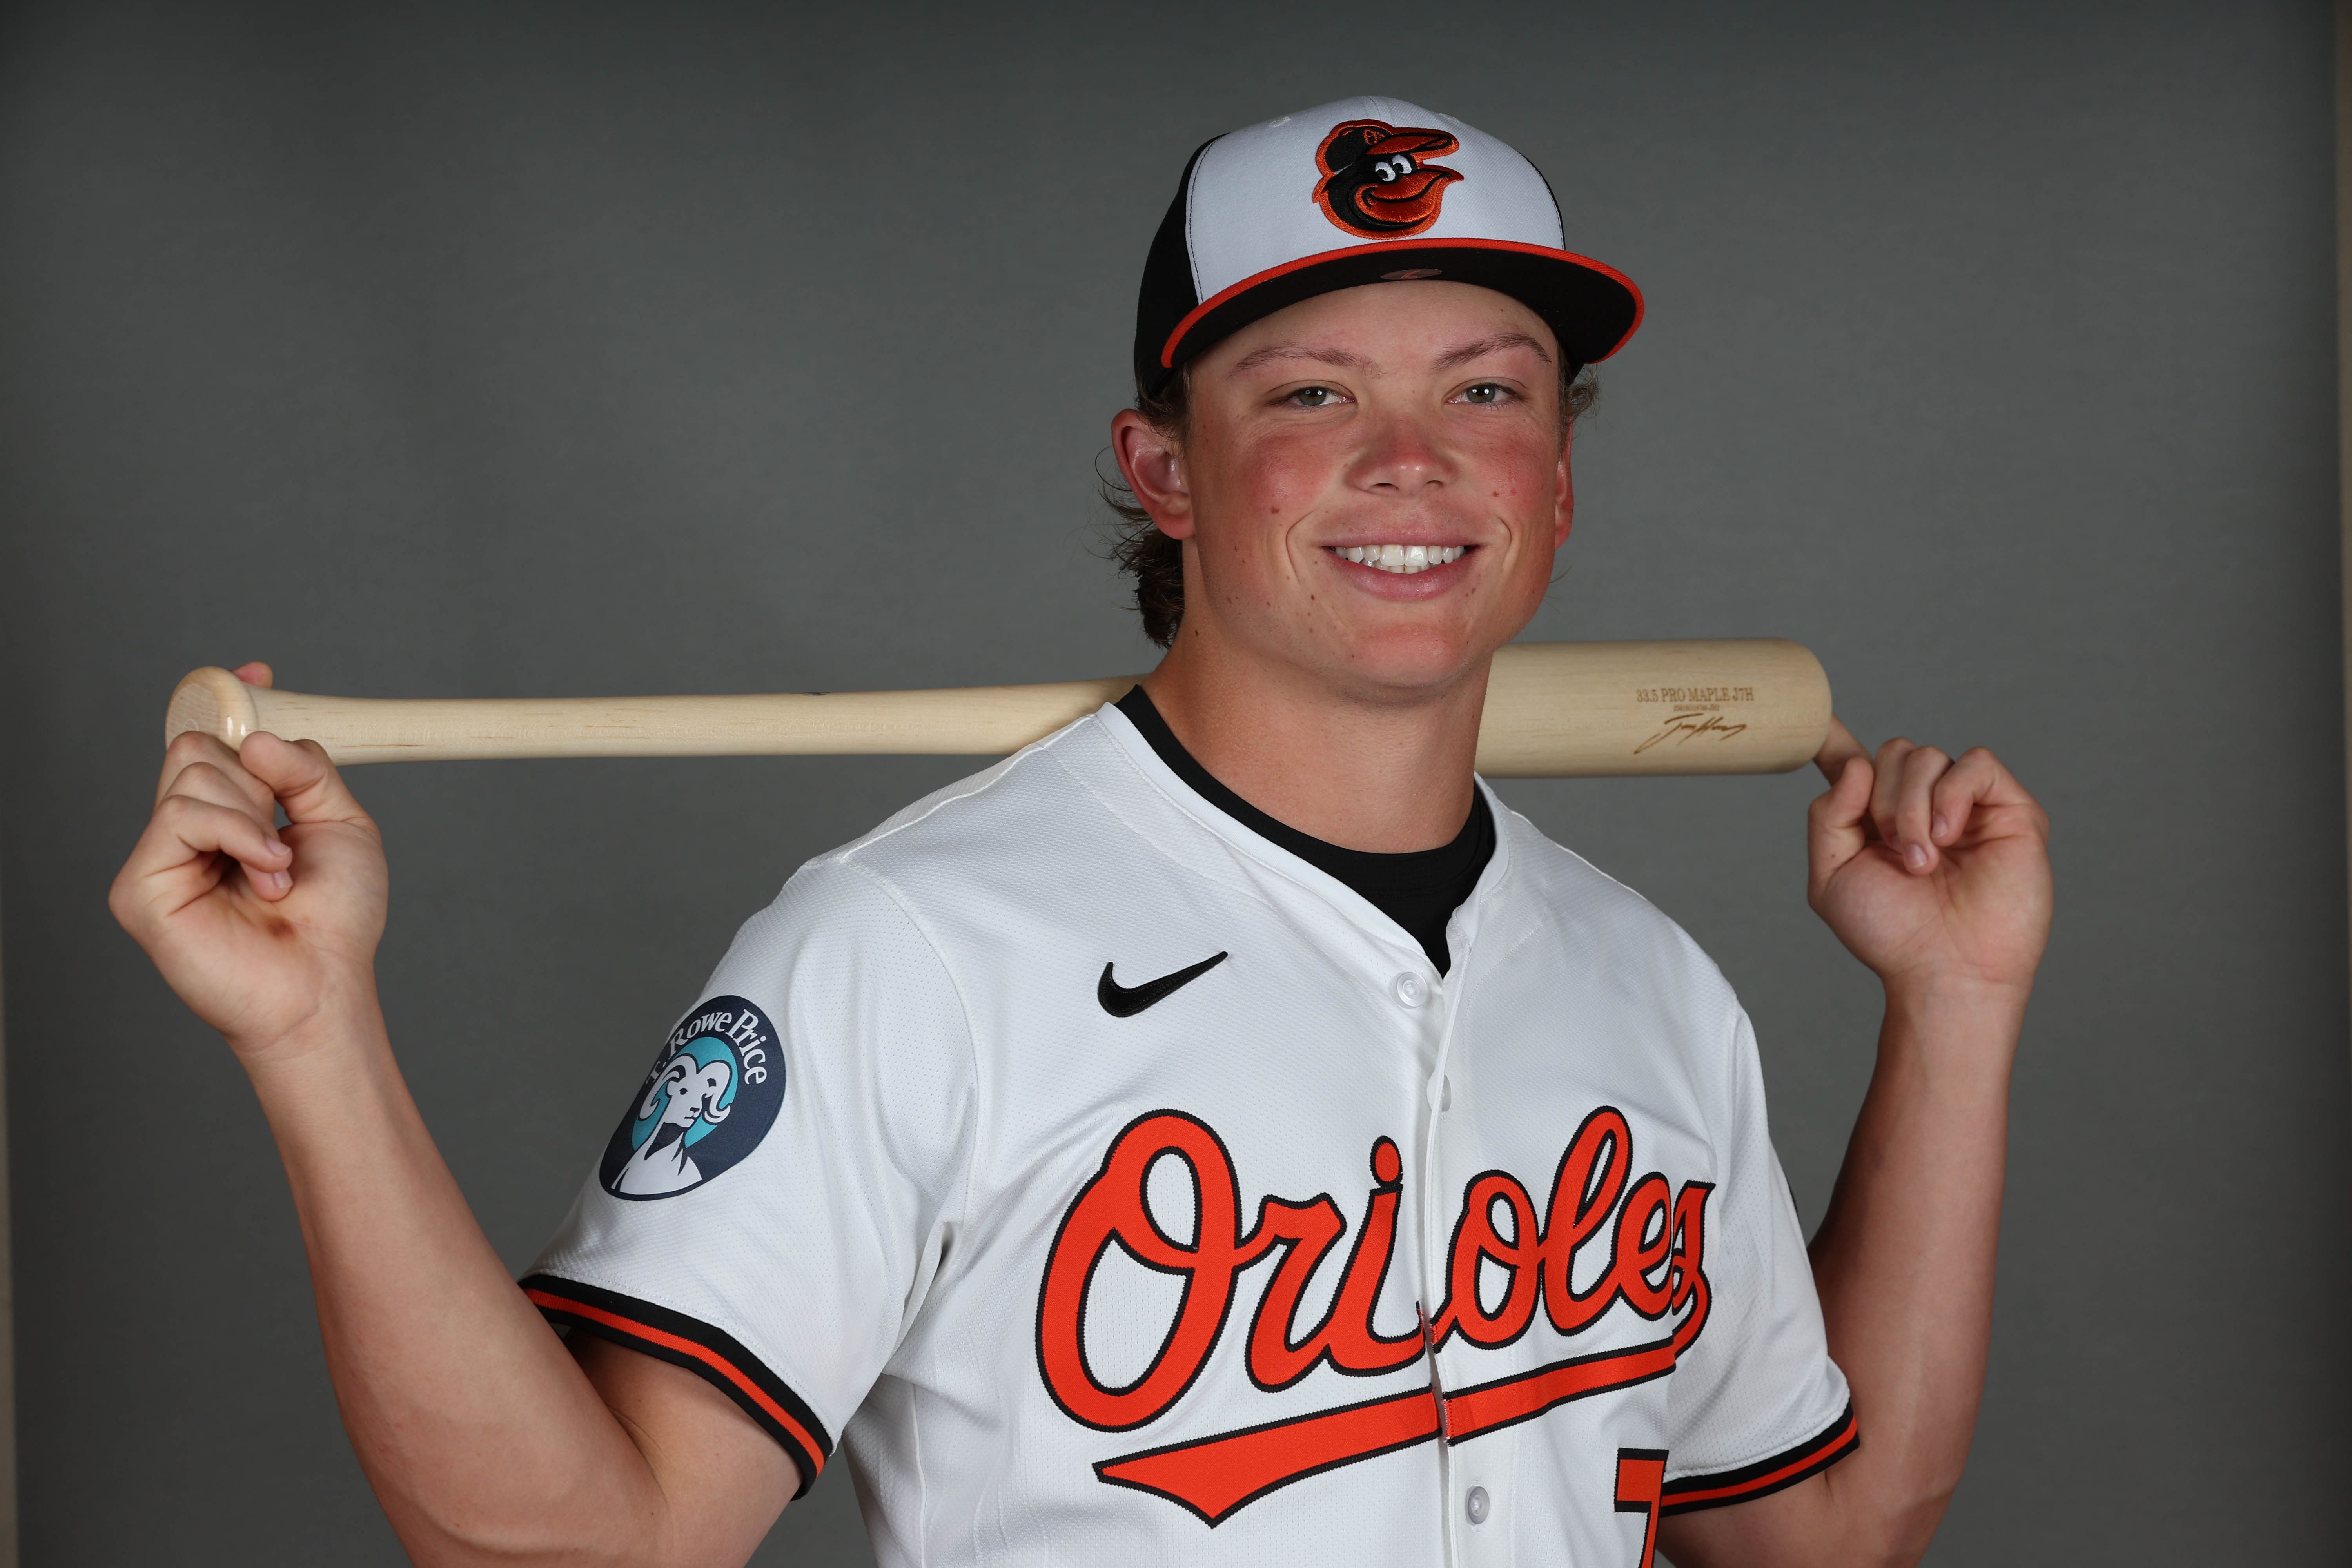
[
  {"x1": 1289, "y1": 385, "x2": 1340, "y2": 408},
  {"x1": 1374, "y1": 158, "x2": 1399, "y2": 183},
  {"x1": 1461, "y1": 383, "x2": 1508, "y2": 404}
]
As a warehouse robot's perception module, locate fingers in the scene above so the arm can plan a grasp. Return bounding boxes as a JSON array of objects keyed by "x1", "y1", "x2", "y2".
[
  {"x1": 166, "y1": 759, "x2": 279, "y2": 828},
  {"x1": 1856, "y1": 737, "x2": 2040, "y2": 874},
  {"x1": 136, "y1": 719, "x2": 371, "y2": 920},
  {"x1": 236, "y1": 732, "x2": 372, "y2": 829},
  {"x1": 169, "y1": 795, "x2": 294, "y2": 895},
  {"x1": 1926, "y1": 748, "x2": 1998, "y2": 840},
  {"x1": 1928, "y1": 745, "x2": 2050, "y2": 847},
  {"x1": 231, "y1": 661, "x2": 275, "y2": 689},
  {"x1": 156, "y1": 729, "x2": 276, "y2": 816},
  {"x1": 1861, "y1": 737, "x2": 1941, "y2": 873},
  {"x1": 1886, "y1": 741, "x2": 1955, "y2": 872},
  {"x1": 117, "y1": 788, "x2": 293, "y2": 915},
  {"x1": 125, "y1": 732, "x2": 295, "y2": 927},
  {"x1": 1809, "y1": 711, "x2": 2044, "y2": 910}
]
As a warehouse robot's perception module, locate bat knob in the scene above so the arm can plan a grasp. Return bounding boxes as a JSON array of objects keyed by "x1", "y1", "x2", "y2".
[{"x1": 165, "y1": 666, "x2": 262, "y2": 751}]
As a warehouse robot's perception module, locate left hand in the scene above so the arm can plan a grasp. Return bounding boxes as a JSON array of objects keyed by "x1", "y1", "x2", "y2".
[{"x1": 1807, "y1": 719, "x2": 2053, "y2": 997}]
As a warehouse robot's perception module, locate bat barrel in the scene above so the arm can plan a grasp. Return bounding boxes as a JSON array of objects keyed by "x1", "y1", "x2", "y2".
[{"x1": 1475, "y1": 639, "x2": 1829, "y2": 777}]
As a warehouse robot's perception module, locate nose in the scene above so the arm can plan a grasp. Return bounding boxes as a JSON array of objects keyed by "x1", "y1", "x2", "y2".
[{"x1": 1347, "y1": 405, "x2": 1454, "y2": 496}]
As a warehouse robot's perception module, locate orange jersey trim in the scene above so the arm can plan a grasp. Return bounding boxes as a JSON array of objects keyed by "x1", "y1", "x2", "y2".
[
  {"x1": 1659, "y1": 1405, "x2": 1860, "y2": 1514},
  {"x1": 523, "y1": 1284, "x2": 828, "y2": 1488}
]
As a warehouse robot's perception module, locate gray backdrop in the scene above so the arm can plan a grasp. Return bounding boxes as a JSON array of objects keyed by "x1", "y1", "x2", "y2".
[{"x1": 1, "y1": 2, "x2": 2342, "y2": 1562}]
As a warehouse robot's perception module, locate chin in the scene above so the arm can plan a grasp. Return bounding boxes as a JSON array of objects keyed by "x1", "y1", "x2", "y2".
[{"x1": 1325, "y1": 622, "x2": 1496, "y2": 698}]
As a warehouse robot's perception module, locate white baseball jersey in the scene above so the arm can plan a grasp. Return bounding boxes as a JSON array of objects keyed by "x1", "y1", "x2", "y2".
[{"x1": 526, "y1": 703, "x2": 1855, "y2": 1566}]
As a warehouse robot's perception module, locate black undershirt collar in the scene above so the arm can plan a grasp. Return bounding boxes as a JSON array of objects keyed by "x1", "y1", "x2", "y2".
[{"x1": 1115, "y1": 686, "x2": 1494, "y2": 975}]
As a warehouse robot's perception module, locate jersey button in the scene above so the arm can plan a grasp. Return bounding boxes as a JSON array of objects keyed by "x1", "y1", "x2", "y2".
[
  {"x1": 1390, "y1": 971, "x2": 1428, "y2": 1007},
  {"x1": 1465, "y1": 1485, "x2": 1490, "y2": 1524}
]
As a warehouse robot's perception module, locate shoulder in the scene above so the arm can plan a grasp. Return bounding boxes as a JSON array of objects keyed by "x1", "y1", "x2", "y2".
[
  {"x1": 815, "y1": 711, "x2": 1133, "y2": 892},
  {"x1": 727, "y1": 712, "x2": 1135, "y2": 970},
  {"x1": 1490, "y1": 795, "x2": 1719, "y2": 962},
  {"x1": 1483, "y1": 790, "x2": 1742, "y2": 1027}
]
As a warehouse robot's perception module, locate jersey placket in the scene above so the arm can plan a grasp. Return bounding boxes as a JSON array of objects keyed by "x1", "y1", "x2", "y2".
[{"x1": 1421, "y1": 871, "x2": 1499, "y2": 1567}]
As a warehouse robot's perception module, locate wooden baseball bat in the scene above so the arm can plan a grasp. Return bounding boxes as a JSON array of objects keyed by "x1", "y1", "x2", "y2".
[{"x1": 163, "y1": 640, "x2": 1830, "y2": 778}]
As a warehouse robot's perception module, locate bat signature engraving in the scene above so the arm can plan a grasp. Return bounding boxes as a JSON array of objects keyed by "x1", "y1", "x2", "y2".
[{"x1": 1633, "y1": 710, "x2": 1750, "y2": 753}]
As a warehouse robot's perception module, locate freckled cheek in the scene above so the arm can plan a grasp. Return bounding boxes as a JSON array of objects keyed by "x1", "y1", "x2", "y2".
[
  {"x1": 1476, "y1": 437, "x2": 1563, "y2": 517},
  {"x1": 1217, "y1": 438, "x2": 1339, "y2": 521}
]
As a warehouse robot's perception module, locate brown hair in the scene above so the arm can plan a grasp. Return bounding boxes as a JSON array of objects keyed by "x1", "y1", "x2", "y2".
[{"x1": 1102, "y1": 361, "x2": 1600, "y2": 648}]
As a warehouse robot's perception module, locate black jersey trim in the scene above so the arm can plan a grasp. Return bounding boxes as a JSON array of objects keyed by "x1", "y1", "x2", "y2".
[
  {"x1": 1112, "y1": 685, "x2": 1491, "y2": 973},
  {"x1": 521, "y1": 1272, "x2": 832, "y2": 1497},
  {"x1": 1657, "y1": 1401, "x2": 1858, "y2": 1515}
]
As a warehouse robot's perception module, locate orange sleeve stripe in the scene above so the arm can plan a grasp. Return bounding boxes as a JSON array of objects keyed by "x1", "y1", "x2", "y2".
[
  {"x1": 1659, "y1": 1409, "x2": 1858, "y2": 1512},
  {"x1": 523, "y1": 1287, "x2": 826, "y2": 1478}
]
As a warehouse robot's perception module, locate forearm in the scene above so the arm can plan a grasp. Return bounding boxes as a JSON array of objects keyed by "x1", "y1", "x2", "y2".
[
  {"x1": 243, "y1": 996, "x2": 668, "y2": 1566},
  {"x1": 1805, "y1": 979, "x2": 2025, "y2": 1562}
]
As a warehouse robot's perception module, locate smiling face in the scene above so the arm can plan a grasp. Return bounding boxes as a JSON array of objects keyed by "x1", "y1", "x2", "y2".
[{"x1": 1117, "y1": 280, "x2": 1575, "y2": 707}]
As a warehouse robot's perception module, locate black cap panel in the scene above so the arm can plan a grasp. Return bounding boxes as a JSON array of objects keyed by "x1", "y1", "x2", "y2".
[{"x1": 1133, "y1": 139, "x2": 1217, "y2": 395}]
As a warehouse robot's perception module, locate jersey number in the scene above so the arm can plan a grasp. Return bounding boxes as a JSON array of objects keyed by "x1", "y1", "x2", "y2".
[{"x1": 1614, "y1": 1448, "x2": 1666, "y2": 1568}]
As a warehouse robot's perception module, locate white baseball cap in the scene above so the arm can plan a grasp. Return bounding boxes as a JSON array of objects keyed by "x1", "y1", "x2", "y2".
[{"x1": 1134, "y1": 96, "x2": 1643, "y2": 396}]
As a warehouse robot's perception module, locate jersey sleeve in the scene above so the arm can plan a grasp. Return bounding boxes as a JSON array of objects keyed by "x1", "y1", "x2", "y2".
[
  {"x1": 523, "y1": 856, "x2": 976, "y2": 1496},
  {"x1": 1659, "y1": 1005, "x2": 1857, "y2": 1514}
]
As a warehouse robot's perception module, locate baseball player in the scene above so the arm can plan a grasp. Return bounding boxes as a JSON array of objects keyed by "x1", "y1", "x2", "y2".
[{"x1": 110, "y1": 97, "x2": 2051, "y2": 1567}]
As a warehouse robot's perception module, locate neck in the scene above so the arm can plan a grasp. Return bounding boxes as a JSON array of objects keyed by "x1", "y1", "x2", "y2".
[{"x1": 1140, "y1": 630, "x2": 1488, "y2": 853}]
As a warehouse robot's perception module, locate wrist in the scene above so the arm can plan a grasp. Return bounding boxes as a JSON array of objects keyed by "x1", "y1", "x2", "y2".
[
  {"x1": 234, "y1": 991, "x2": 421, "y2": 1172},
  {"x1": 1882, "y1": 973, "x2": 2032, "y2": 1011},
  {"x1": 228, "y1": 975, "x2": 390, "y2": 1081},
  {"x1": 1880, "y1": 969, "x2": 2033, "y2": 1014},
  {"x1": 1875, "y1": 972, "x2": 2031, "y2": 1071}
]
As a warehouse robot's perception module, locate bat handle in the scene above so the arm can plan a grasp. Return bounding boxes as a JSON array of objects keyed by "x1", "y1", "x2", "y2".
[{"x1": 165, "y1": 666, "x2": 265, "y2": 751}]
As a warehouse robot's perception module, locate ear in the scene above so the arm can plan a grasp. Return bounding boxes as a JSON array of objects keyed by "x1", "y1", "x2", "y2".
[
  {"x1": 1551, "y1": 422, "x2": 1575, "y2": 548},
  {"x1": 1112, "y1": 409, "x2": 1194, "y2": 540}
]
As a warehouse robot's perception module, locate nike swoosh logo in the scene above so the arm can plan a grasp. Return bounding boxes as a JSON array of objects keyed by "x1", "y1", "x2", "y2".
[{"x1": 1098, "y1": 953, "x2": 1229, "y2": 1018}]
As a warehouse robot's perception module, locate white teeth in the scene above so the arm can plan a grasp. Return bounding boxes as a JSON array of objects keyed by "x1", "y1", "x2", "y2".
[{"x1": 1339, "y1": 544, "x2": 1467, "y2": 573}]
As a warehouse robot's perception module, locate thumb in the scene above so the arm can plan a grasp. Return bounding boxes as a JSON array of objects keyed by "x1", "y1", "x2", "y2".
[
  {"x1": 1808, "y1": 751, "x2": 1875, "y2": 895},
  {"x1": 1813, "y1": 714, "x2": 1867, "y2": 784},
  {"x1": 237, "y1": 732, "x2": 372, "y2": 829}
]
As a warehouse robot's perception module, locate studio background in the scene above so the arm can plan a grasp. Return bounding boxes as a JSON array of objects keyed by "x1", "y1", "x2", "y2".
[{"x1": 2, "y1": 2, "x2": 2343, "y2": 1562}]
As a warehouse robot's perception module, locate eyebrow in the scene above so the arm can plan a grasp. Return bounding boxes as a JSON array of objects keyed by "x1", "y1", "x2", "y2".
[
  {"x1": 1225, "y1": 331, "x2": 1555, "y2": 378},
  {"x1": 1432, "y1": 331, "x2": 1554, "y2": 371},
  {"x1": 1224, "y1": 342, "x2": 1375, "y2": 375}
]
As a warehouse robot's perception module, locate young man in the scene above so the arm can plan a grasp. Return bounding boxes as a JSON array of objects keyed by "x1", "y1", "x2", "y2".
[{"x1": 111, "y1": 98, "x2": 2050, "y2": 1566}]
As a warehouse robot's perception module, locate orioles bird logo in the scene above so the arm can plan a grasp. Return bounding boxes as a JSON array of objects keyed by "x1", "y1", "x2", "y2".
[{"x1": 1312, "y1": 119, "x2": 1464, "y2": 239}]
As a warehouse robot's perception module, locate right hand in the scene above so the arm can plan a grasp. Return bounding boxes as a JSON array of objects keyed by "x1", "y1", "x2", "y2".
[{"x1": 110, "y1": 663, "x2": 389, "y2": 1064}]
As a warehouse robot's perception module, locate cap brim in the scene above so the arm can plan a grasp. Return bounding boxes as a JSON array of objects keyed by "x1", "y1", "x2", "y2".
[{"x1": 1157, "y1": 238, "x2": 1643, "y2": 385}]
